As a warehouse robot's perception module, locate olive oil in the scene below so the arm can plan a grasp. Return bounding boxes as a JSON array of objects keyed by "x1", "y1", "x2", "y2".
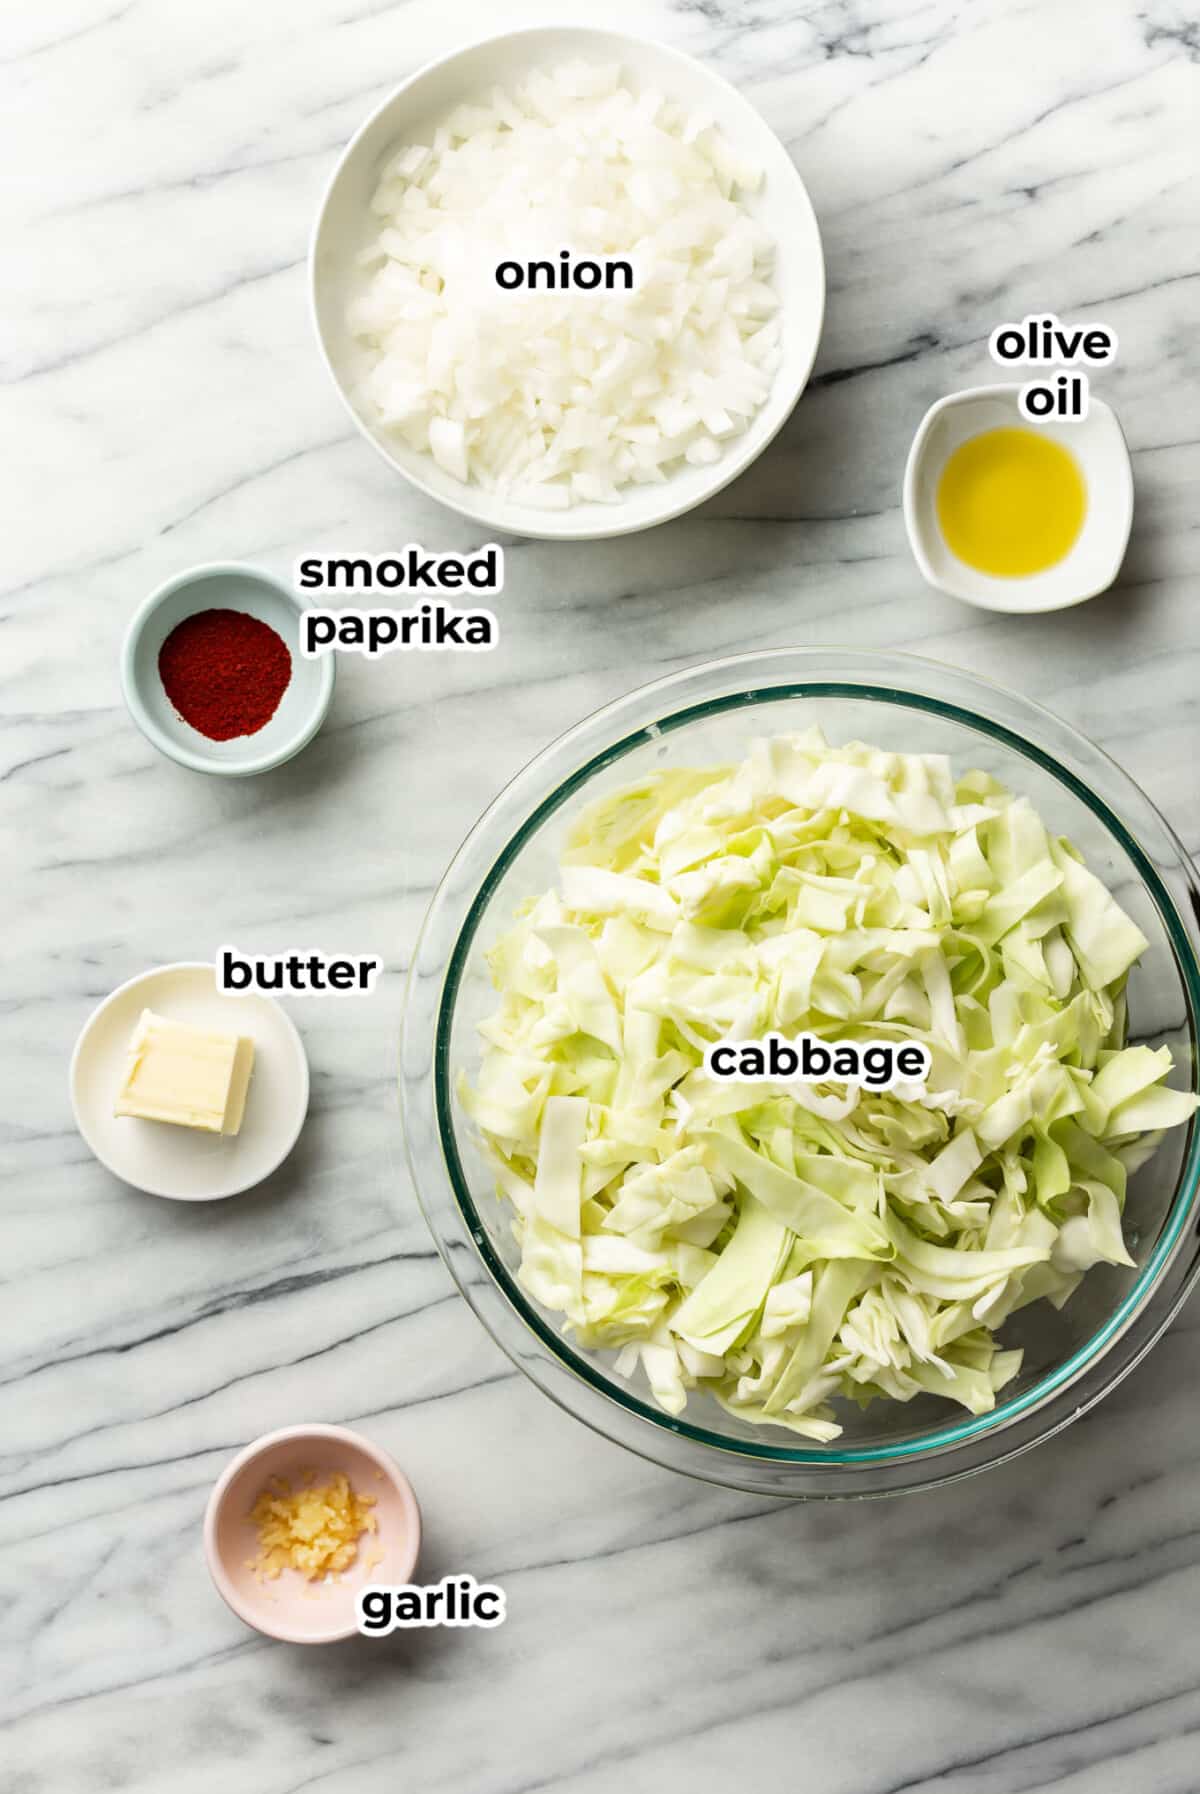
[{"x1": 936, "y1": 427, "x2": 1086, "y2": 577}]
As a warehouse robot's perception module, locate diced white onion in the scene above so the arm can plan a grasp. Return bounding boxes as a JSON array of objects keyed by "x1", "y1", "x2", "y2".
[{"x1": 347, "y1": 60, "x2": 782, "y2": 507}]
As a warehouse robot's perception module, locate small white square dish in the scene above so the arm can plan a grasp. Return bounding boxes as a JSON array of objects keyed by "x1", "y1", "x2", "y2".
[{"x1": 903, "y1": 384, "x2": 1133, "y2": 613}]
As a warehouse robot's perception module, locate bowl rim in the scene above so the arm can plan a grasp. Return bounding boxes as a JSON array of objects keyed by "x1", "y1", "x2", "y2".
[
  {"x1": 203, "y1": 1422, "x2": 422, "y2": 1645},
  {"x1": 902, "y1": 384, "x2": 1134, "y2": 614},
  {"x1": 405, "y1": 647, "x2": 1200, "y2": 1483},
  {"x1": 307, "y1": 23, "x2": 826, "y2": 542},
  {"x1": 120, "y1": 561, "x2": 335, "y2": 777}
]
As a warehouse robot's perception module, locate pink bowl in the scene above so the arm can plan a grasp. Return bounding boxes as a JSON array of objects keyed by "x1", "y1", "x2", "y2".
[{"x1": 204, "y1": 1423, "x2": 421, "y2": 1644}]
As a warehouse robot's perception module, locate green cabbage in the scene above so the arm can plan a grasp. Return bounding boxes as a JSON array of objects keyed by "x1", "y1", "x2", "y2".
[{"x1": 464, "y1": 729, "x2": 1197, "y2": 1439}]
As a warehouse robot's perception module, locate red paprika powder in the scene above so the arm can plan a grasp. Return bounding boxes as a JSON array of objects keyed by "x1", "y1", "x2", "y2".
[{"x1": 158, "y1": 608, "x2": 292, "y2": 741}]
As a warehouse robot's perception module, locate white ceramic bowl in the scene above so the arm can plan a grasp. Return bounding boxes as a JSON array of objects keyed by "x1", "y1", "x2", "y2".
[
  {"x1": 122, "y1": 563, "x2": 335, "y2": 777},
  {"x1": 70, "y1": 962, "x2": 309, "y2": 1200},
  {"x1": 310, "y1": 26, "x2": 825, "y2": 541},
  {"x1": 903, "y1": 384, "x2": 1133, "y2": 613}
]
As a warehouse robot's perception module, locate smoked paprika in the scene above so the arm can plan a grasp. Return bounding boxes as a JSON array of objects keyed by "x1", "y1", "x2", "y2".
[{"x1": 158, "y1": 609, "x2": 292, "y2": 741}]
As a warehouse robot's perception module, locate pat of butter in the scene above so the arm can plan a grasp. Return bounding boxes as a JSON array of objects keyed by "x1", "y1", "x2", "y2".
[{"x1": 114, "y1": 1008, "x2": 254, "y2": 1136}]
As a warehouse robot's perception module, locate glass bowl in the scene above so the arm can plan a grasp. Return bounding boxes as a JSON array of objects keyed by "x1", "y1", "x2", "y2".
[{"x1": 401, "y1": 649, "x2": 1200, "y2": 1497}]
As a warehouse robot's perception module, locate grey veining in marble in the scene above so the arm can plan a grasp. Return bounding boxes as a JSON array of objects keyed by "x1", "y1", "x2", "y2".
[{"x1": 3, "y1": 1, "x2": 1199, "y2": 1790}]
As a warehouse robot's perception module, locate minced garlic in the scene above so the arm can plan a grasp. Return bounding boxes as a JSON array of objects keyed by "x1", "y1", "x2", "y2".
[{"x1": 248, "y1": 1472, "x2": 377, "y2": 1583}]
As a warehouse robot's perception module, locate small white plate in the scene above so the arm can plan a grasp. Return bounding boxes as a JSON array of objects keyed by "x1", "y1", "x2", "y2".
[
  {"x1": 70, "y1": 963, "x2": 309, "y2": 1201},
  {"x1": 903, "y1": 384, "x2": 1133, "y2": 613}
]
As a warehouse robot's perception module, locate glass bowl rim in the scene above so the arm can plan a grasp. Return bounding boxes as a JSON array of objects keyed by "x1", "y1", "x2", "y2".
[{"x1": 416, "y1": 648, "x2": 1200, "y2": 1471}]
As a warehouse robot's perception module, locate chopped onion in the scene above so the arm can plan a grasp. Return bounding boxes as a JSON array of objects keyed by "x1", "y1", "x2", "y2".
[{"x1": 348, "y1": 60, "x2": 782, "y2": 506}]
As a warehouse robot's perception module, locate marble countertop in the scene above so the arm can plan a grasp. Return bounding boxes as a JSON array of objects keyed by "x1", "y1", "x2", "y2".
[{"x1": 5, "y1": 1, "x2": 1199, "y2": 1789}]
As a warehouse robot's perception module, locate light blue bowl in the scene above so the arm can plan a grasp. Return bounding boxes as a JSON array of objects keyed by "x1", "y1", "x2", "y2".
[{"x1": 121, "y1": 563, "x2": 335, "y2": 777}]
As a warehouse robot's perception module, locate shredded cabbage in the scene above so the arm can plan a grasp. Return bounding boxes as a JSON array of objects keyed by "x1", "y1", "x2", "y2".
[{"x1": 464, "y1": 729, "x2": 1197, "y2": 1439}]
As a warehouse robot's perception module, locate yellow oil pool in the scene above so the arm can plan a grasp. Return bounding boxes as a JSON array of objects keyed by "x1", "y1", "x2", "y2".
[{"x1": 936, "y1": 427, "x2": 1086, "y2": 577}]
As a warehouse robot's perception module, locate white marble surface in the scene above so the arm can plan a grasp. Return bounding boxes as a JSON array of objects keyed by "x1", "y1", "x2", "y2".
[{"x1": 4, "y1": 0, "x2": 1199, "y2": 1789}]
